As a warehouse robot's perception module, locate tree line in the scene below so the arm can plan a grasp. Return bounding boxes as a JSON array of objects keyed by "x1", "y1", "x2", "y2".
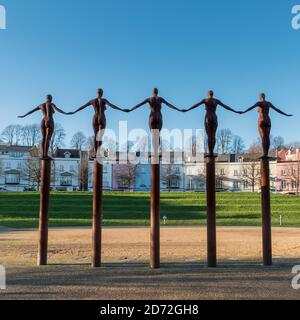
[{"x1": 1, "y1": 123, "x2": 299, "y2": 155}]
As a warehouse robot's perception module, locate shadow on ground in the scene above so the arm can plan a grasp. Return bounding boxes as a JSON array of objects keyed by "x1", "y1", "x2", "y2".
[{"x1": 1, "y1": 259, "x2": 300, "y2": 300}]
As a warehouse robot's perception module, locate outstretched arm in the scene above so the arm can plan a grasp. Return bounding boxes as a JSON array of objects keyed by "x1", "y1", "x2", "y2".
[
  {"x1": 161, "y1": 98, "x2": 183, "y2": 112},
  {"x1": 52, "y1": 104, "x2": 70, "y2": 115},
  {"x1": 182, "y1": 99, "x2": 205, "y2": 112},
  {"x1": 242, "y1": 103, "x2": 259, "y2": 114},
  {"x1": 129, "y1": 99, "x2": 149, "y2": 112},
  {"x1": 105, "y1": 99, "x2": 130, "y2": 112},
  {"x1": 270, "y1": 103, "x2": 293, "y2": 117},
  {"x1": 68, "y1": 101, "x2": 92, "y2": 115},
  {"x1": 218, "y1": 100, "x2": 243, "y2": 114},
  {"x1": 18, "y1": 106, "x2": 40, "y2": 118}
]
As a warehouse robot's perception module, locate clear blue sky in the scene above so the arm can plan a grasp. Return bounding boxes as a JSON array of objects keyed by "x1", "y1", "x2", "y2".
[{"x1": 0, "y1": 0, "x2": 299, "y2": 148}]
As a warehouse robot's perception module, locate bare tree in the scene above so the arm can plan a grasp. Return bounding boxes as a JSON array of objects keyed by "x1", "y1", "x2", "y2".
[
  {"x1": 49, "y1": 123, "x2": 66, "y2": 155},
  {"x1": 22, "y1": 157, "x2": 41, "y2": 190},
  {"x1": 272, "y1": 136, "x2": 285, "y2": 151},
  {"x1": 14, "y1": 125, "x2": 23, "y2": 145},
  {"x1": 248, "y1": 138, "x2": 263, "y2": 154},
  {"x1": 78, "y1": 151, "x2": 90, "y2": 191},
  {"x1": 286, "y1": 160, "x2": 300, "y2": 196},
  {"x1": 285, "y1": 141, "x2": 300, "y2": 149},
  {"x1": 232, "y1": 135, "x2": 245, "y2": 154},
  {"x1": 115, "y1": 164, "x2": 136, "y2": 191},
  {"x1": 70, "y1": 131, "x2": 87, "y2": 151},
  {"x1": 85, "y1": 136, "x2": 94, "y2": 155},
  {"x1": 22, "y1": 124, "x2": 41, "y2": 146},
  {"x1": 1, "y1": 125, "x2": 19, "y2": 145},
  {"x1": 240, "y1": 161, "x2": 261, "y2": 192},
  {"x1": 217, "y1": 129, "x2": 232, "y2": 154},
  {"x1": 161, "y1": 165, "x2": 181, "y2": 191}
]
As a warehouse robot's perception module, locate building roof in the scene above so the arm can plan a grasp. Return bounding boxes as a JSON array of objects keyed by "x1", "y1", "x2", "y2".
[
  {"x1": 54, "y1": 149, "x2": 81, "y2": 159},
  {"x1": 4, "y1": 169, "x2": 21, "y2": 174},
  {"x1": 0, "y1": 145, "x2": 33, "y2": 153}
]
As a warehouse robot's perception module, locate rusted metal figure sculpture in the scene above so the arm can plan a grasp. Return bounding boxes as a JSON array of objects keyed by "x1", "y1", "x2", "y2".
[
  {"x1": 18, "y1": 94, "x2": 68, "y2": 266},
  {"x1": 242, "y1": 93, "x2": 292, "y2": 158},
  {"x1": 18, "y1": 94, "x2": 69, "y2": 159},
  {"x1": 242, "y1": 93, "x2": 292, "y2": 265},
  {"x1": 68, "y1": 89, "x2": 128, "y2": 267},
  {"x1": 183, "y1": 90, "x2": 242, "y2": 267},
  {"x1": 68, "y1": 88, "x2": 129, "y2": 157},
  {"x1": 183, "y1": 90, "x2": 242, "y2": 157},
  {"x1": 128, "y1": 88, "x2": 182, "y2": 268}
]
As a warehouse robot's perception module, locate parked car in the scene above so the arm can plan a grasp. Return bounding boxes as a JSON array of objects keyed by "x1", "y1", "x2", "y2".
[{"x1": 23, "y1": 187, "x2": 37, "y2": 192}]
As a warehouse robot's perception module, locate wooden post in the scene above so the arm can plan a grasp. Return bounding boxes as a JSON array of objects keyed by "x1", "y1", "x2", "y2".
[
  {"x1": 206, "y1": 155, "x2": 217, "y2": 267},
  {"x1": 37, "y1": 159, "x2": 51, "y2": 266},
  {"x1": 92, "y1": 159, "x2": 103, "y2": 268},
  {"x1": 150, "y1": 156, "x2": 160, "y2": 269},
  {"x1": 261, "y1": 157, "x2": 272, "y2": 266}
]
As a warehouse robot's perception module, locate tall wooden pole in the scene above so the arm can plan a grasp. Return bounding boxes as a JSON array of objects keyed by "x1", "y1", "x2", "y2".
[
  {"x1": 37, "y1": 159, "x2": 51, "y2": 266},
  {"x1": 150, "y1": 146, "x2": 160, "y2": 269},
  {"x1": 206, "y1": 155, "x2": 217, "y2": 267},
  {"x1": 92, "y1": 159, "x2": 103, "y2": 268},
  {"x1": 260, "y1": 157, "x2": 272, "y2": 266}
]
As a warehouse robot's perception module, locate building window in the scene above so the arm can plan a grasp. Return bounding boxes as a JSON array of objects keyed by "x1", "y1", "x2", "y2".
[
  {"x1": 5, "y1": 172, "x2": 20, "y2": 185},
  {"x1": 170, "y1": 177, "x2": 179, "y2": 188},
  {"x1": 220, "y1": 169, "x2": 225, "y2": 176},
  {"x1": 243, "y1": 169, "x2": 248, "y2": 175},
  {"x1": 216, "y1": 179, "x2": 223, "y2": 189},
  {"x1": 281, "y1": 180, "x2": 287, "y2": 190},
  {"x1": 59, "y1": 165, "x2": 64, "y2": 172},
  {"x1": 10, "y1": 152, "x2": 24, "y2": 158},
  {"x1": 60, "y1": 175, "x2": 72, "y2": 186},
  {"x1": 233, "y1": 181, "x2": 240, "y2": 189},
  {"x1": 243, "y1": 181, "x2": 248, "y2": 189},
  {"x1": 292, "y1": 180, "x2": 297, "y2": 190},
  {"x1": 234, "y1": 170, "x2": 238, "y2": 176}
]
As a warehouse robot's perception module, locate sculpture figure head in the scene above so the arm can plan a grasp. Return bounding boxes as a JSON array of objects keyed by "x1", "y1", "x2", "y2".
[
  {"x1": 208, "y1": 90, "x2": 214, "y2": 99},
  {"x1": 260, "y1": 93, "x2": 266, "y2": 101},
  {"x1": 152, "y1": 88, "x2": 159, "y2": 97},
  {"x1": 97, "y1": 88, "x2": 104, "y2": 98},
  {"x1": 46, "y1": 95, "x2": 52, "y2": 103}
]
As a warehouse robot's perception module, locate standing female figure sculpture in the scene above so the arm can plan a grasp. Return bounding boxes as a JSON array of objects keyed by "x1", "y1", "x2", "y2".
[
  {"x1": 18, "y1": 95, "x2": 69, "y2": 159},
  {"x1": 68, "y1": 89, "x2": 129, "y2": 157},
  {"x1": 183, "y1": 90, "x2": 242, "y2": 156},
  {"x1": 242, "y1": 93, "x2": 292, "y2": 158},
  {"x1": 128, "y1": 88, "x2": 183, "y2": 153}
]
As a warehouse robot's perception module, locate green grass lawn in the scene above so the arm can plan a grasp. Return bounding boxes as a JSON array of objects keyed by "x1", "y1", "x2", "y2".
[{"x1": 0, "y1": 192, "x2": 299, "y2": 228}]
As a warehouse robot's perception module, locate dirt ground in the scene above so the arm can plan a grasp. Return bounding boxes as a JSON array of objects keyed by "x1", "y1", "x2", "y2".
[
  {"x1": 0, "y1": 227, "x2": 300, "y2": 300},
  {"x1": 0, "y1": 226, "x2": 299, "y2": 266}
]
